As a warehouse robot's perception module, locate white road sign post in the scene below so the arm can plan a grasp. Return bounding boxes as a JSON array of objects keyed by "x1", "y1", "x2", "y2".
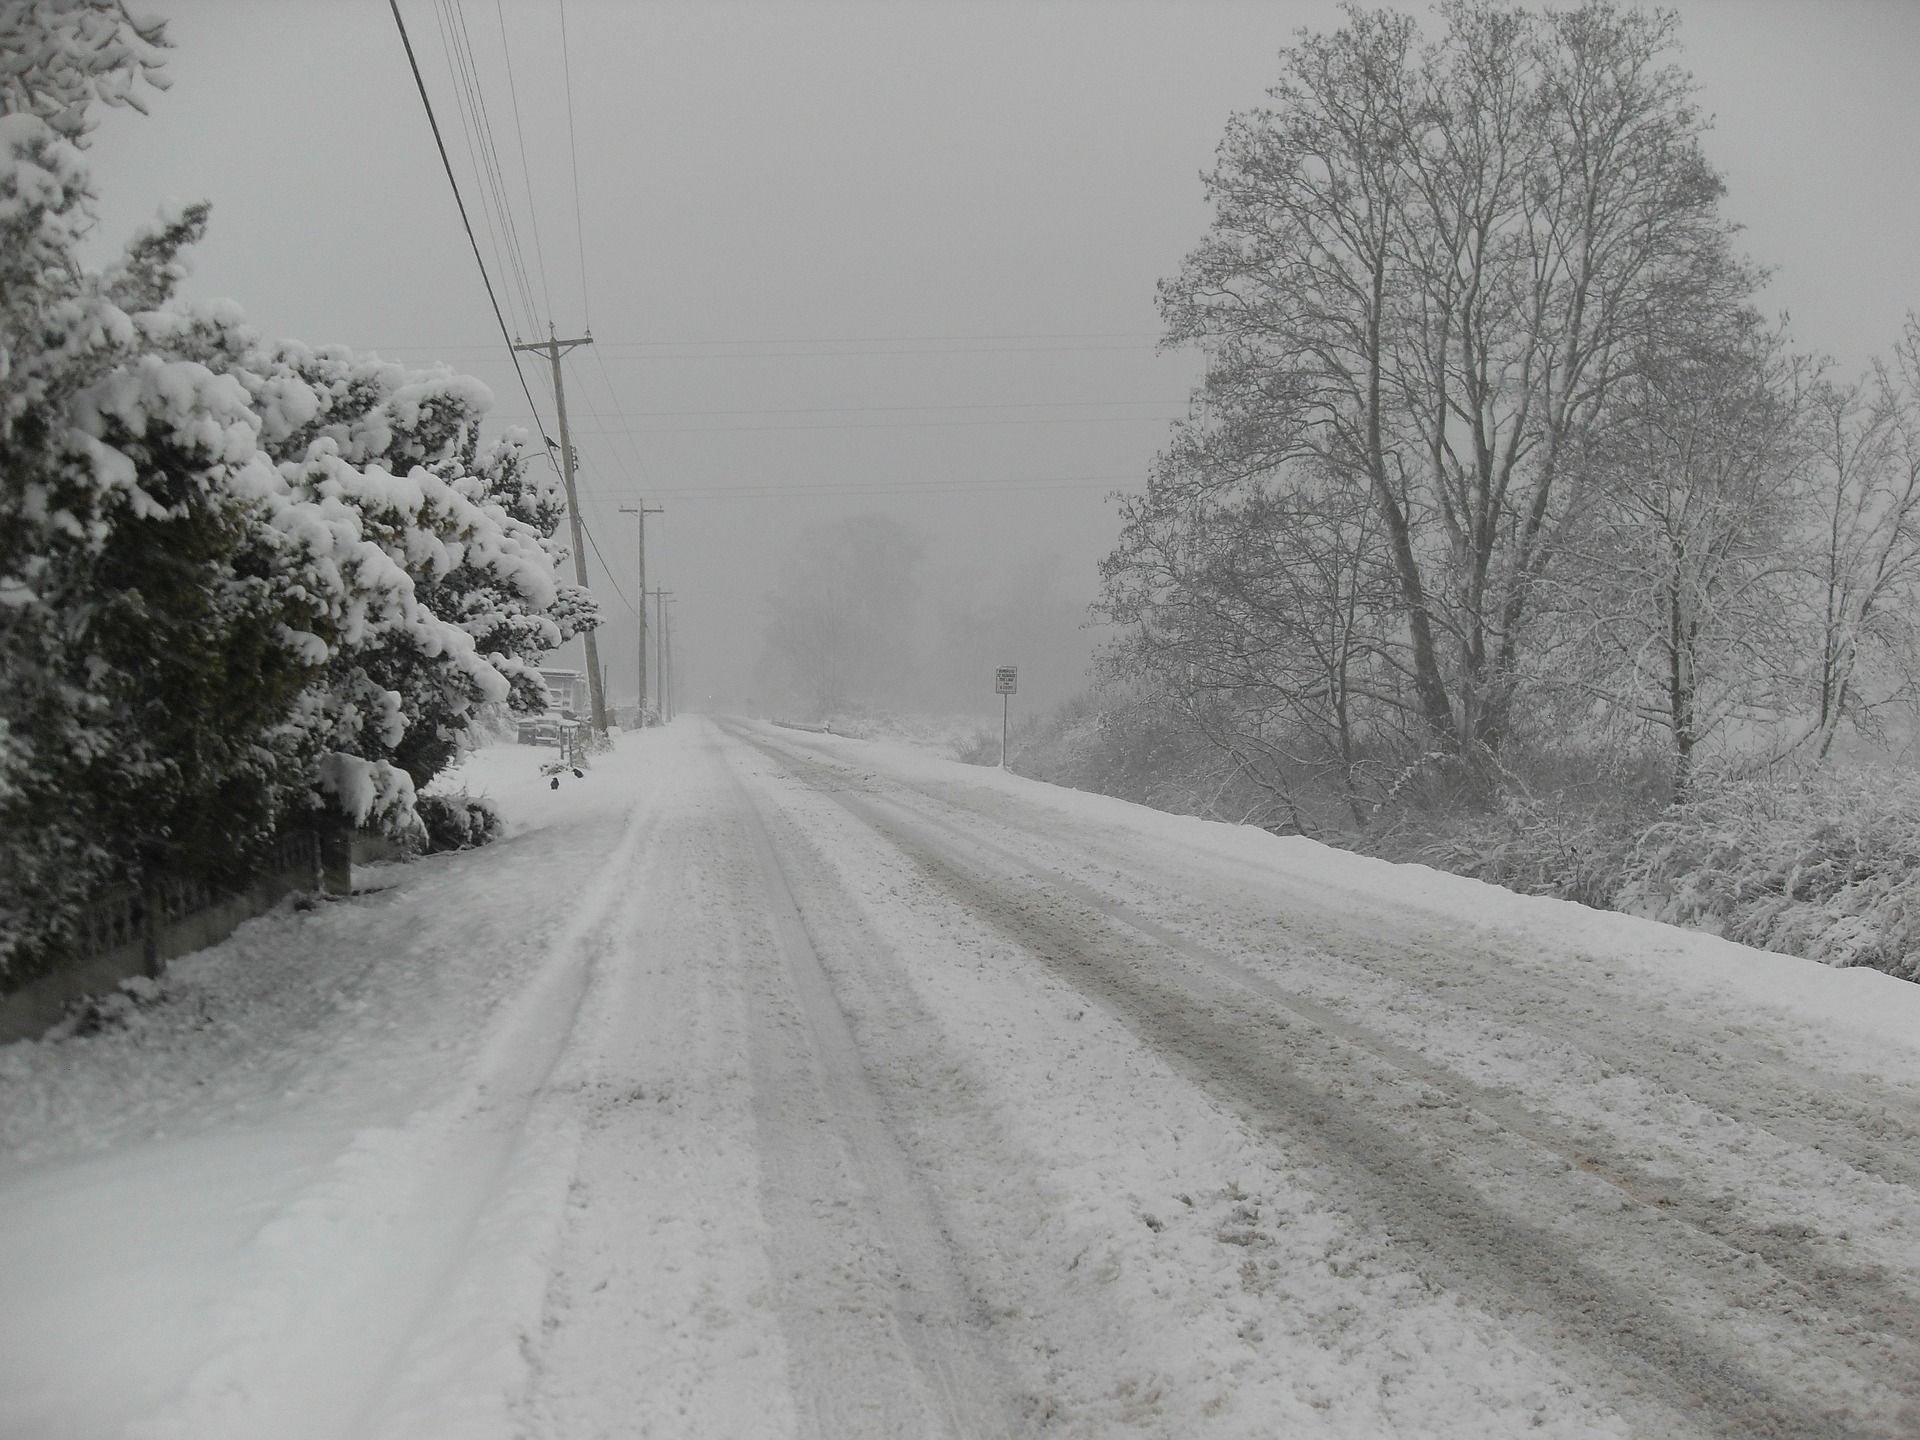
[{"x1": 995, "y1": 665, "x2": 1018, "y2": 767}]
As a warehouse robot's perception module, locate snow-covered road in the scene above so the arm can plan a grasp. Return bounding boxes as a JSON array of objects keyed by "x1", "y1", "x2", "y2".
[{"x1": 5, "y1": 718, "x2": 1919, "y2": 1439}]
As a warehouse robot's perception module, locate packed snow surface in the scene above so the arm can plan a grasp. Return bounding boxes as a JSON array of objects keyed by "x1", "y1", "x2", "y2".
[{"x1": 4, "y1": 719, "x2": 1919, "y2": 1439}]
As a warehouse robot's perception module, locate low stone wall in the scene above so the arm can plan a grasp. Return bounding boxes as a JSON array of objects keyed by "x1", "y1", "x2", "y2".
[{"x1": 0, "y1": 830, "x2": 325, "y2": 1045}]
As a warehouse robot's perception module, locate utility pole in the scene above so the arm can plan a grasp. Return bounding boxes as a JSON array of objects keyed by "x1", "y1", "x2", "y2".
[
  {"x1": 618, "y1": 502, "x2": 662, "y2": 723},
  {"x1": 512, "y1": 326, "x2": 608, "y2": 735},
  {"x1": 663, "y1": 597, "x2": 677, "y2": 721},
  {"x1": 648, "y1": 588, "x2": 675, "y2": 722}
]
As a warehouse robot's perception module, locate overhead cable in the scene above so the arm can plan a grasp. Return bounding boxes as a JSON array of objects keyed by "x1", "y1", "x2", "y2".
[
  {"x1": 577, "y1": 509, "x2": 638, "y2": 614},
  {"x1": 368, "y1": 332, "x2": 1159, "y2": 355},
  {"x1": 491, "y1": 412, "x2": 1183, "y2": 438},
  {"x1": 387, "y1": 0, "x2": 551, "y2": 438},
  {"x1": 427, "y1": 0, "x2": 523, "y2": 333},
  {"x1": 439, "y1": 0, "x2": 543, "y2": 328},
  {"x1": 494, "y1": 0, "x2": 555, "y2": 323},
  {"x1": 557, "y1": 0, "x2": 591, "y2": 327}
]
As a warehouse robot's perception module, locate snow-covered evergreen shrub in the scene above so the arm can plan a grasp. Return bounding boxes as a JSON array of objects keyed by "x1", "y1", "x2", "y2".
[
  {"x1": 415, "y1": 793, "x2": 503, "y2": 854},
  {"x1": 0, "y1": 9, "x2": 594, "y2": 982},
  {"x1": 0, "y1": 19, "x2": 316, "y2": 978},
  {"x1": 1618, "y1": 770, "x2": 1920, "y2": 981}
]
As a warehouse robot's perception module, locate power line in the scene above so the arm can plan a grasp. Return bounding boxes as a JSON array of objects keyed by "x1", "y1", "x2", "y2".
[
  {"x1": 361, "y1": 330, "x2": 1163, "y2": 353},
  {"x1": 556, "y1": 329, "x2": 1163, "y2": 347},
  {"x1": 587, "y1": 343, "x2": 654, "y2": 484},
  {"x1": 440, "y1": 0, "x2": 544, "y2": 329},
  {"x1": 565, "y1": 350, "x2": 653, "y2": 510},
  {"x1": 427, "y1": 0, "x2": 521, "y2": 334},
  {"x1": 514, "y1": 396, "x2": 1188, "y2": 420},
  {"x1": 579, "y1": 343, "x2": 1163, "y2": 362},
  {"x1": 387, "y1": 0, "x2": 551, "y2": 436},
  {"x1": 442, "y1": 0, "x2": 526, "y2": 323},
  {"x1": 558, "y1": 350, "x2": 629, "y2": 492},
  {"x1": 577, "y1": 509, "x2": 637, "y2": 614},
  {"x1": 578, "y1": 472, "x2": 1142, "y2": 500},
  {"x1": 494, "y1": 0, "x2": 554, "y2": 324},
  {"x1": 460, "y1": 0, "x2": 548, "y2": 326},
  {"x1": 551, "y1": 354, "x2": 638, "y2": 618},
  {"x1": 556, "y1": 0, "x2": 590, "y2": 328},
  {"x1": 490, "y1": 411, "x2": 1184, "y2": 437}
]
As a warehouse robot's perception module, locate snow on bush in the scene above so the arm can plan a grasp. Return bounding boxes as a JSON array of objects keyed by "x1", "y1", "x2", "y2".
[
  {"x1": 1411, "y1": 793, "x2": 1639, "y2": 913},
  {"x1": 1618, "y1": 770, "x2": 1920, "y2": 982},
  {"x1": 414, "y1": 792, "x2": 504, "y2": 854},
  {"x1": 0, "y1": 12, "x2": 593, "y2": 983}
]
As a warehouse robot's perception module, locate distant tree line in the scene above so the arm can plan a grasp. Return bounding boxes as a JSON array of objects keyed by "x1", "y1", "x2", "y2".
[
  {"x1": 754, "y1": 514, "x2": 1095, "y2": 722},
  {"x1": 1099, "y1": 0, "x2": 1920, "y2": 831},
  {"x1": 0, "y1": 3, "x2": 595, "y2": 983}
]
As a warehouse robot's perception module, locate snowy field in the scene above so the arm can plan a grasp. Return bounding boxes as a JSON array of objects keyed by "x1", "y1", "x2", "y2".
[{"x1": 3, "y1": 719, "x2": 1918, "y2": 1439}]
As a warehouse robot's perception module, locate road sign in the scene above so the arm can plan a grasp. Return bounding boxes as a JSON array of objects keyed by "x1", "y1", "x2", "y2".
[{"x1": 995, "y1": 666, "x2": 1018, "y2": 694}]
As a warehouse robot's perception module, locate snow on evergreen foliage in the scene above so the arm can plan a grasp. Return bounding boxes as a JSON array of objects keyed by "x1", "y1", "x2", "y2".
[
  {"x1": 414, "y1": 791, "x2": 505, "y2": 854},
  {"x1": 0, "y1": 1, "x2": 169, "y2": 147},
  {"x1": 0, "y1": 9, "x2": 593, "y2": 981}
]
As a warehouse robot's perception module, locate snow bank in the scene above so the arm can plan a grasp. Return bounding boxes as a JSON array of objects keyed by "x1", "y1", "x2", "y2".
[
  {"x1": 777, "y1": 726, "x2": 1920, "y2": 1072},
  {"x1": 0, "y1": 737, "x2": 663, "y2": 1440}
]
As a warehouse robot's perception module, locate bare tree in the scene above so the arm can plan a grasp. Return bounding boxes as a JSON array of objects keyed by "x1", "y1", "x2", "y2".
[
  {"x1": 1102, "y1": 445, "x2": 1402, "y2": 829},
  {"x1": 1799, "y1": 318, "x2": 1920, "y2": 757},
  {"x1": 1561, "y1": 318, "x2": 1806, "y2": 799},
  {"x1": 758, "y1": 515, "x2": 925, "y2": 719},
  {"x1": 1138, "y1": 0, "x2": 1754, "y2": 768}
]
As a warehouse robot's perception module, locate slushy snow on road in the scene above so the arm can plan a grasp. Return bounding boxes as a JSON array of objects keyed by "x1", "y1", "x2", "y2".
[{"x1": 4, "y1": 719, "x2": 1919, "y2": 1439}]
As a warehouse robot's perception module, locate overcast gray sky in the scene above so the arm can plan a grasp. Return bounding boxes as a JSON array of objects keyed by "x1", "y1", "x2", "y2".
[{"x1": 82, "y1": 0, "x2": 1920, "y2": 714}]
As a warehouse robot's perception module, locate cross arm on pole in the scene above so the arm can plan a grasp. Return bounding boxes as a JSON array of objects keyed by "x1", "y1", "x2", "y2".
[{"x1": 510, "y1": 334, "x2": 594, "y2": 358}]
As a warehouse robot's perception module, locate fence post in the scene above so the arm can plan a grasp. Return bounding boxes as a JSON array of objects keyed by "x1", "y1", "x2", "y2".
[
  {"x1": 317, "y1": 820, "x2": 353, "y2": 896},
  {"x1": 139, "y1": 883, "x2": 160, "y2": 979}
]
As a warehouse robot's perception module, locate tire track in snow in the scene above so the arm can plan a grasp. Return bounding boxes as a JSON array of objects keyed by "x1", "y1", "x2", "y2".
[
  {"x1": 735, "y1": 724, "x2": 1920, "y2": 1245},
  {"x1": 728, "y1": 723, "x2": 1917, "y2": 1440},
  {"x1": 739, "y1": 724, "x2": 1920, "y2": 1201},
  {"x1": 852, "y1": 782, "x2": 1920, "y2": 1367},
  {"x1": 719, "y1": 740, "x2": 1025, "y2": 1440},
  {"x1": 127, "y1": 794, "x2": 665, "y2": 1440}
]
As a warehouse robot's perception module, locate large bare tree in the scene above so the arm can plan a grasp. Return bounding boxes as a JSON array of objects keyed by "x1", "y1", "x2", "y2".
[{"x1": 1113, "y1": 0, "x2": 1755, "y2": 773}]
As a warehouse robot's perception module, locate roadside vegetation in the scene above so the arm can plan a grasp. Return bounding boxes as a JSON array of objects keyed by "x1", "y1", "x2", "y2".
[
  {"x1": 0, "y1": 5, "x2": 593, "y2": 985},
  {"x1": 991, "y1": 2, "x2": 1920, "y2": 984}
]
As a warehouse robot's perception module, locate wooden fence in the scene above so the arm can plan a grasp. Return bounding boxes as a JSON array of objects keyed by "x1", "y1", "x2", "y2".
[{"x1": 0, "y1": 829, "x2": 333, "y2": 1045}]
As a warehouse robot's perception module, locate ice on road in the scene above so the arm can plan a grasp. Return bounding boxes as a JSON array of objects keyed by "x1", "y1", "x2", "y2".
[{"x1": 4, "y1": 718, "x2": 1920, "y2": 1439}]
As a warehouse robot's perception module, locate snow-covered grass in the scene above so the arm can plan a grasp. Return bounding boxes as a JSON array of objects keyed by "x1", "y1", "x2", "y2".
[
  {"x1": 1618, "y1": 768, "x2": 1920, "y2": 981},
  {"x1": 7, "y1": 717, "x2": 1920, "y2": 1437},
  {"x1": 790, "y1": 706, "x2": 1000, "y2": 759},
  {"x1": 0, "y1": 732, "x2": 665, "y2": 1439},
  {"x1": 1004, "y1": 690, "x2": 1920, "y2": 982},
  {"x1": 775, "y1": 721, "x2": 1920, "y2": 1064}
]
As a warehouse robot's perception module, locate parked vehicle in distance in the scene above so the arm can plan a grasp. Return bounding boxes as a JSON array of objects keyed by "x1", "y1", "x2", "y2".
[{"x1": 517, "y1": 668, "x2": 590, "y2": 745}]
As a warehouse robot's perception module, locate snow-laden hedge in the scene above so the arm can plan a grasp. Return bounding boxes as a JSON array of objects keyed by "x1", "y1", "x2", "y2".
[
  {"x1": 415, "y1": 793, "x2": 504, "y2": 855},
  {"x1": 1618, "y1": 773, "x2": 1920, "y2": 982},
  {"x1": 0, "y1": 10, "x2": 594, "y2": 982}
]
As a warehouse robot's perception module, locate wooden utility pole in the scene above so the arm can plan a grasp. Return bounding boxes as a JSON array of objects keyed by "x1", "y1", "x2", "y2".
[
  {"x1": 648, "y1": 588, "x2": 675, "y2": 722},
  {"x1": 618, "y1": 502, "x2": 662, "y2": 723},
  {"x1": 664, "y1": 597, "x2": 677, "y2": 721},
  {"x1": 512, "y1": 327, "x2": 608, "y2": 735}
]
